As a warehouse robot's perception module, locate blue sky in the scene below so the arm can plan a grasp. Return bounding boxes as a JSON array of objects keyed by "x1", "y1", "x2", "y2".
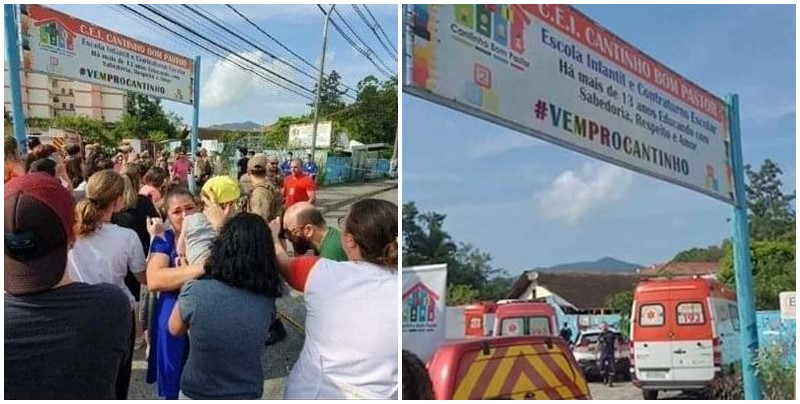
[
  {"x1": 45, "y1": 4, "x2": 398, "y2": 127},
  {"x1": 403, "y1": 5, "x2": 796, "y2": 274}
]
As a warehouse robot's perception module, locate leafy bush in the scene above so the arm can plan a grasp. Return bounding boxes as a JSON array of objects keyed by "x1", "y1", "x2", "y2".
[{"x1": 709, "y1": 343, "x2": 796, "y2": 400}]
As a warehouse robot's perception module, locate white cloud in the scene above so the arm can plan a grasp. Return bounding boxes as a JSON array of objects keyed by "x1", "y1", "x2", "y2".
[
  {"x1": 468, "y1": 133, "x2": 543, "y2": 159},
  {"x1": 201, "y1": 51, "x2": 306, "y2": 108},
  {"x1": 535, "y1": 163, "x2": 633, "y2": 225}
]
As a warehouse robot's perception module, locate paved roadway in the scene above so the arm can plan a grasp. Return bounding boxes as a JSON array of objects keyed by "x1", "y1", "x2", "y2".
[
  {"x1": 128, "y1": 181, "x2": 397, "y2": 399},
  {"x1": 588, "y1": 381, "x2": 694, "y2": 400}
]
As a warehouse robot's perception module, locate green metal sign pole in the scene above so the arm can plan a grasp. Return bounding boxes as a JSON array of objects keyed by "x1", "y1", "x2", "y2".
[{"x1": 727, "y1": 94, "x2": 762, "y2": 400}]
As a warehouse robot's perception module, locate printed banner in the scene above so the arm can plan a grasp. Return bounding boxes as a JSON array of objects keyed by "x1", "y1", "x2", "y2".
[
  {"x1": 288, "y1": 122, "x2": 333, "y2": 148},
  {"x1": 402, "y1": 264, "x2": 448, "y2": 362},
  {"x1": 407, "y1": 4, "x2": 734, "y2": 204},
  {"x1": 19, "y1": 5, "x2": 194, "y2": 104}
]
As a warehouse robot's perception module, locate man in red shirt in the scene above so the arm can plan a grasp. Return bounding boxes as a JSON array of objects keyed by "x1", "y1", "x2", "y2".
[{"x1": 282, "y1": 158, "x2": 316, "y2": 207}]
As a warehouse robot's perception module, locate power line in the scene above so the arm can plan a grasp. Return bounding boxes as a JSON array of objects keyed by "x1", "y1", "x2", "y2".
[
  {"x1": 318, "y1": 5, "x2": 393, "y2": 79},
  {"x1": 332, "y1": 7, "x2": 395, "y2": 73},
  {"x1": 178, "y1": 5, "x2": 317, "y2": 94},
  {"x1": 224, "y1": 4, "x2": 358, "y2": 98},
  {"x1": 351, "y1": 5, "x2": 397, "y2": 62},
  {"x1": 116, "y1": 4, "x2": 314, "y2": 101},
  {"x1": 363, "y1": 5, "x2": 398, "y2": 55},
  {"x1": 160, "y1": 4, "x2": 326, "y2": 98}
]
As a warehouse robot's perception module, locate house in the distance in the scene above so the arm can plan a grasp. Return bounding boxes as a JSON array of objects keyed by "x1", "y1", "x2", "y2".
[
  {"x1": 637, "y1": 262, "x2": 720, "y2": 279},
  {"x1": 507, "y1": 271, "x2": 642, "y2": 314}
]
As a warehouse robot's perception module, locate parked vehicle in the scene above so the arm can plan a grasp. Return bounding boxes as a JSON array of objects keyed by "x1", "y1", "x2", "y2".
[
  {"x1": 630, "y1": 277, "x2": 741, "y2": 400},
  {"x1": 571, "y1": 327, "x2": 631, "y2": 381},
  {"x1": 427, "y1": 336, "x2": 591, "y2": 399},
  {"x1": 493, "y1": 301, "x2": 557, "y2": 337}
]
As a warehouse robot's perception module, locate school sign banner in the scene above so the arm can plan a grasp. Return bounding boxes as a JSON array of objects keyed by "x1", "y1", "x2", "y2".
[
  {"x1": 19, "y1": 5, "x2": 194, "y2": 104},
  {"x1": 407, "y1": 4, "x2": 734, "y2": 204}
]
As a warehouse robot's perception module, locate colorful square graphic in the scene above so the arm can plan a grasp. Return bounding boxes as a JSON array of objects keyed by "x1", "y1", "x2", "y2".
[{"x1": 474, "y1": 63, "x2": 492, "y2": 89}]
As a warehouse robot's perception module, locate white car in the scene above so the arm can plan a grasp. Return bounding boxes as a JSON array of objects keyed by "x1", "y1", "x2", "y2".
[{"x1": 572, "y1": 328, "x2": 631, "y2": 381}]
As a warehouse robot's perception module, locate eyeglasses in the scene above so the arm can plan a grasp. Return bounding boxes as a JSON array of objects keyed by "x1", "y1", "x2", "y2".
[{"x1": 284, "y1": 222, "x2": 306, "y2": 235}]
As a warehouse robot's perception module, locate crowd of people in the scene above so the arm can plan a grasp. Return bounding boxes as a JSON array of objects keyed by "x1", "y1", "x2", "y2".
[{"x1": 5, "y1": 137, "x2": 398, "y2": 399}]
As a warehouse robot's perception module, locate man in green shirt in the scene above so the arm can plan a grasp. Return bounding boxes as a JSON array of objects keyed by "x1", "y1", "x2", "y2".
[{"x1": 281, "y1": 202, "x2": 347, "y2": 261}]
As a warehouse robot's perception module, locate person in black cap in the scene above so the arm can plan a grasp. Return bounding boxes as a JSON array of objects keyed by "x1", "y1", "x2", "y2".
[{"x1": 4, "y1": 173, "x2": 132, "y2": 399}]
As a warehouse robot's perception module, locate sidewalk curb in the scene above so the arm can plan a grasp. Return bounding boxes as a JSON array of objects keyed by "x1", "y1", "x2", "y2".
[{"x1": 320, "y1": 183, "x2": 398, "y2": 214}]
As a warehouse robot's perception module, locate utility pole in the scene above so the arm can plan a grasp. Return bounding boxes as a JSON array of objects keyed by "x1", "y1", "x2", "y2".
[{"x1": 310, "y1": 4, "x2": 335, "y2": 160}]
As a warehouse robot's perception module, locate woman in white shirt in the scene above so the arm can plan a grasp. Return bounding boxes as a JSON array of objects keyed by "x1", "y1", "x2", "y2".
[
  {"x1": 67, "y1": 169, "x2": 146, "y2": 400},
  {"x1": 269, "y1": 199, "x2": 398, "y2": 399}
]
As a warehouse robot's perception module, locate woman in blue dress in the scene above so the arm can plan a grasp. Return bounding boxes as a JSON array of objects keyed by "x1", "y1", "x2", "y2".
[{"x1": 145, "y1": 187, "x2": 204, "y2": 399}]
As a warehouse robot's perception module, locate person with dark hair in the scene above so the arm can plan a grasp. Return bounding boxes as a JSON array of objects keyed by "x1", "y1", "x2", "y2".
[
  {"x1": 236, "y1": 147, "x2": 249, "y2": 180},
  {"x1": 67, "y1": 169, "x2": 147, "y2": 399},
  {"x1": 5, "y1": 136, "x2": 24, "y2": 183},
  {"x1": 26, "y1": 136, "x2": 41, "y2": 154},
  {"x1": 304, "y1": 153, "x2": 318, "y2": 181},
  {"x1": 64, "y1": 143, "x2": 84, "y2": 188},
  {"x1": 29, "y1": 157, "x2": 57, "y2": 176},
  {"x1": 5, "y1": 173, "x2": 131, "y2": 399},
  {"x1": 170, "y1": 148, "x2": 191, "y2": 185},
  {"x1": 194, "y1": 148, "x2": 212, "y2": 189},
  {"x1": 402, "y1": 350, "x2": 435, "y2": 400},
  {"x1": 24, "y1": 144, "x2": 71, "y2": 190},
  {"x1": 140, "y1": 166, "x2": 168, "y2": 205},
  {"x1": 168, "y1": 213, "x2": 282, "y2": 399},
  {"x1": 280, "y1": 151, "x2": 293, "y2": 177},
  {"x1": 145, "y1": 187, "x2": 204, "y2": 400},
  {"x1": 560, "y1": 322, "x2": 573, "y2": 345},
  {"x1": 269, "y1": 199, "x2": 398, "y2": 399}
]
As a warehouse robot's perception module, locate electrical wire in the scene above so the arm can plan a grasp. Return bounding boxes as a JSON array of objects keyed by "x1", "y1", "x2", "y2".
[
  {"x1": 115, "y1": 4, "x2": 314, "y2": 101},
  {"x1": 363, "y1": 5, "x2": 398, "y2": 55},
  {"x1": 332, "y1": 7, "x2": 395, "y2": 73},
  {"x1": 318, "y1": 5, "x2": 394, "y2": 79},
  {"x1": 224, "y1": 4, "x2": 358, "y2": 98},
  {"x1": 351, "y1": 5, "x2": 397, "y2": 62}
]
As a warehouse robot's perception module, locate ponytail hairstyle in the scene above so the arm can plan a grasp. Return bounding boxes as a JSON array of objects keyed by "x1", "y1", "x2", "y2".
[
  {"x1": 74, "y1": 169, "x2": 125, "y2": 237},
  {"x1": 343, "y1": 199, "x2": 398, "y2": 269}
]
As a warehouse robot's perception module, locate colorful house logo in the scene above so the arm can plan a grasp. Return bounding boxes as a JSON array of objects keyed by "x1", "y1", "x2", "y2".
[
  {"x1": 403, "y1": 282, "x2": 439, "y2": 324},
  {"x1": 454, "y1": 5, "x2": 531, "y2": 54},
  {"x1": 36, "y1": 19, "x2": 75, "y2": 51}
]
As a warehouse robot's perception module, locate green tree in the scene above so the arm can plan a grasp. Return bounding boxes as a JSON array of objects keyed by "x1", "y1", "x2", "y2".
[
  {"x1": 745, "y1": 159, "x2": 796, "y2": 241},
  {"x1": 403, "y1": 201, "x2": 512, "y2": 302},
  {"x1": 309, "y1": 70, "x2": 347, "y2": 117},
  {"x1": 447, "y1": 284, "x2": 481, "y2": 306},
  {"x1": 50, "y1": 115, "x2": 117, "y2": 148},
  {"x1": 4, "y1": 108, "x2": 11, "y2": 127},
  {"x1": 340, "y1": 75, "x2": 397, "y2": 145},
  {"x1": 119, "y1": 93, "x2": 181, "y2": 139},
  {"x1": 672, "y1": 243, "x2": 727, "y2": 262},
  {"x1": 604, "y1": 291, "x2": 634, "y2": 338},
  {"x1": 719, "y1": 240, "x2": 795, "y2": 310}
]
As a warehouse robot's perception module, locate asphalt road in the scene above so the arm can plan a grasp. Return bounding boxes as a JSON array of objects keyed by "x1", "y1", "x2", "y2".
[
  {"x1": 128, "y1": 186, "x2": 398, "y2": 399},
  {"x1": 588, "y1": 381, "x2": 694, "y2": 400}
]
